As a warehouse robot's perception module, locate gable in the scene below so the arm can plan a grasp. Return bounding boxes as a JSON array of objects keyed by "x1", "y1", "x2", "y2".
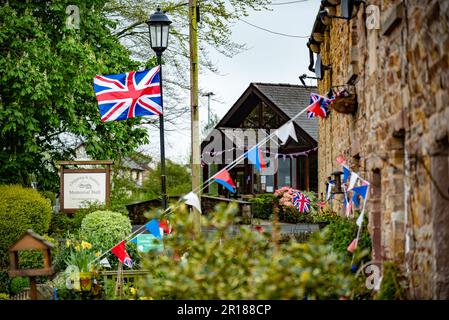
[{"x1": 216, "y1": 83, "x2": 318, "y2": 142}]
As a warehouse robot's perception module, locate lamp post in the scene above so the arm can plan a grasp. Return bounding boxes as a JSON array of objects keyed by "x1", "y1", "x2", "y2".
[{"x1": 147, "y1": 7, "x2": 172, "y2": 210}]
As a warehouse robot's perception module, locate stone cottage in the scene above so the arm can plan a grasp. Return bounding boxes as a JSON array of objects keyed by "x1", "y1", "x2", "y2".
[{"x1": 307, "y1": 0, "x2": 448, "y2": 298}]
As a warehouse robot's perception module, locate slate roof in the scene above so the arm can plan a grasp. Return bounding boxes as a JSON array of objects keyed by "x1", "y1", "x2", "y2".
[{"x1": 252, "y1": 83, "x2": 318, "y2": 141}]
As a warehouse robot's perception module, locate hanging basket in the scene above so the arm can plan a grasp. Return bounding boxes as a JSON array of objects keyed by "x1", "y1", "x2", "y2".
[{"x1": 330, "y1": 85, "x2": 358, "y2": 114}]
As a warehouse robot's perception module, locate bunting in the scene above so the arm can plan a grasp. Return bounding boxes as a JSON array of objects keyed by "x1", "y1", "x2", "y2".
[
  {"x1": 342, "y1": 166, "x2": 351, "y2": 184},
  {"x1": 213, "y1": 169, "x2": 236, "y2": 193},
  {"x1": 275, "y1": 122, "x2": 298, "y2": 145},
  {"x1": 245, "y1": 146, "x2": 266, "y2": 172},
  {"x1": 183, "y1": 192, "x2": 202, "y2": 213},
  {"x1": 145, "y1": 219, "x2": 162, "y2": 240},
  {"x1": 111, "y1": 241, "x2": 133, "y2": 268}
]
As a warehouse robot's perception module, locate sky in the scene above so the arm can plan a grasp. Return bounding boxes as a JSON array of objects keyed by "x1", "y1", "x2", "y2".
[{"x1": 144, "y1": 0, "x2": 320, "y2": 164}]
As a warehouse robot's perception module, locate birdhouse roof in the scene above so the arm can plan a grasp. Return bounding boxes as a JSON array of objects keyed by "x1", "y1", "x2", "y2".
[{"x1": 8, "y1": 229, "x2": 54, "y2": 252}]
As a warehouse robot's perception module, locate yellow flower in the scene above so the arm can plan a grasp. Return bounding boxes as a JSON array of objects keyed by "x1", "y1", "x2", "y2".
[
  {"x1": 81, "y1": 241, "x2": 92, "y2": 250},
  {"x1": 66, "y1": 240, "x2": 71, "y2": 248},
  {"x1": 129, "y1": 287, "x2": 137, "y2": 296},
  {"x1": 95, "y1": 251, "x2": 101, "y2": 257},
  {"x1": 75, "y1": 244, "x2": 81, "y2": 252}
]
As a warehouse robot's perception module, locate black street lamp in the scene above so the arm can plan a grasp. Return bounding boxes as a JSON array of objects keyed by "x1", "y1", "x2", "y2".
[{"x1": 147, "y1": 8, "x2": 172, "y2": 210}]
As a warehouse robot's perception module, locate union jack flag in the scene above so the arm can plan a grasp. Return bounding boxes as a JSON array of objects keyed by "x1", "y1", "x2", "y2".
[
  {"x1": 123, "y1": 256, "x2": 133, "y2": 268},
  {"x1": 93, "y1": 66, "x2": 162, "y2": 122},
  {"x1": 293, "y1": 191, "x2": 311, "y2": 213},
  {"x1": 306, "y1": 93, "x2": 334, "y2": 119}
]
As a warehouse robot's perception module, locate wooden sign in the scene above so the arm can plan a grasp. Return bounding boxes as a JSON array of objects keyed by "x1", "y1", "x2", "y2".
[{"x1": 58, "y1": 160, "x2": 112, "y2": 213}]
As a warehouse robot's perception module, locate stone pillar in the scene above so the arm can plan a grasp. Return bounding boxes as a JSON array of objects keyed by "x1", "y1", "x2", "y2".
[{"x1": 430, "y1": 145, "x2": 449, "y2": 299}]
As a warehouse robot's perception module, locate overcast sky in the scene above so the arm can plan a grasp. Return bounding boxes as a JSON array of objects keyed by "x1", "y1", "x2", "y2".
[{"x1": 144, "y1": 0, "x2": 319, "y2": 163}]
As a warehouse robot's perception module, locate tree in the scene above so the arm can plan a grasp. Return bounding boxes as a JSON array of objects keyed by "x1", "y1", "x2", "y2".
[
  {"x1": 0, "y1": 1, "x2": 150, "y2": 190},
  {"x1": 142, "y1": 159, "x2": 191, "y2": 198},
  {"x1": 104, "y1": 0, "x2": 271, "y2": 118}
]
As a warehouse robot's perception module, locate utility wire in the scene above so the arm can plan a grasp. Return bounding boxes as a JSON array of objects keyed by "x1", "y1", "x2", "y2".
[
  {"x1": 240, "y1": 18, "x2": 309, "y2": 38},
  {"x1": 268, "y1": 0, "x2": 311, "y2": 5}
]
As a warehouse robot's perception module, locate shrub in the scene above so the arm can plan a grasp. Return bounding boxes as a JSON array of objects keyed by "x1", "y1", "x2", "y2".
[
  {"x1": 273, "y1": 187, "x2": 317, "y2": 224},
  {"x1": 0, "y1": 185, "x2": 52, "y2": 255},
  {"x1": 375, "y1": 261, "x2": 406, "y2": 300},
  {"x1": 0, "y1": 293, "x2": 9, "y2": 300},
  {"x1": 80, "y1": 210, "x2": 132, "y2": 252},
  {"x1": 322, "y1": 212, "x2": 372, "y2": 261},
  {"x1": 250, "y1": 194, "x2": 276, "y2": 220},
  {"x1": 78, "y1": 210, "x2": 137, "y2": 269},
  {"x1": 10, "y1": 277, "x2": 29, "y2": 295},
  {"x1": 139, "y1": 203, "x2": 370, "y2": 299}
]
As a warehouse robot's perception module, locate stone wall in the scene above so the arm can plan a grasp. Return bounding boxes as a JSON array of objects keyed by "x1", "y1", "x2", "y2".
[{"x1": 315, "y1": 0, "x2": 449, "y2": 299}]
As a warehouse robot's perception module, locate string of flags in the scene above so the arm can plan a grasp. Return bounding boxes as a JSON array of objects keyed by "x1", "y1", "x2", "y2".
[
  {"x1": 328, "y1": 155, "x2": 371, "y2": 256},
  {"x1": 201, "y1": 146, "x2": 318, "y2": 159},
  {"x1": 90, "y1": 89, "x2": 331, "y2": 268}
]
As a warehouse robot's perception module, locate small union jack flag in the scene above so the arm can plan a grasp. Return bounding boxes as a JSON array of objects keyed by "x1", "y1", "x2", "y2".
[
  {"x1": 93, "y1": 66, "x2": 162, "y2": 122},
  {"x1": 123, "y1": 257, "x2": 133, "y2": 268},
  {"x1": 293, "y1": 191, "x2": 311, "y2": 213},
  {"x1": 306, "y1": 93, "x2": 334, "y2": 119}
]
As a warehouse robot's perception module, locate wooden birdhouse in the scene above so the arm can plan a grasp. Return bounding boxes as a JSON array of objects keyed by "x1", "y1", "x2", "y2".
[{"x1": 8, "y1": 230, "x2": 55, "y2": 300}]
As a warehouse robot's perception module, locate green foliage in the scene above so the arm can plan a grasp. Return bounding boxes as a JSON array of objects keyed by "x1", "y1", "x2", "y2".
[
  {"x1": 0, "y1": 185, "x2": 52, "y2": 263},
  {"x1": 49, "y1": 212, "x2": 82, "y2": 238},
  {"x1": 40, "y1": 191, "x2": 56, "y2": 206},
  {"x1": 80, "y1": 210, "x2": 132, "y2": 252},
  {"x1": 0, "y1": 1, "x2": 148, "y2": 190},
  {"x1": 322, "y1": 213, "x2": 372, "y2": 261},
  {"x1": 375, "y1": 261, "x2": 406, "y2": 300},
  {"x1": 142, "y1": 160, "x2": 191, "y2": 198},
  {"x1": 9, "y1": 277, "x2": 29, "y2": 296},
  {"x1": 139, "y1": 203, "x2": 369, "y2": 299},
  {"x1": 310, "y1": 206, "x2": 340, "y2": 224},
  {"x1": 250, "y1": 194, "x2": 276, "y2": 220},
  {"x1": 0, "y1": 272, "x2": 10, "y2": 294},
  {"x1": 0, "y1": 293, "x2": 9, "y2": 300}
]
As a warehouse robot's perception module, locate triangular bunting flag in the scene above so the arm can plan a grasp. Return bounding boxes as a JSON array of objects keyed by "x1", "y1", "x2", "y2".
[
  {"x1": 347, "y1": 238, "x2": 358, "y2": 253},
  {"x1": 275, "y1": 122, "x2": 298, "y2": 145},
  {"x1": 352, "y1": 185, "x2": 369, "y2": 200},
  {"x1": 348, "y1": 172, "x2": 359, "y2": 190},
  {"x1": 99, "y1": 257, "x2": 111, "y2": 268},
  {"x1": 145, "y1": 219, "x2": 162, "y2": 240},
  {"x1": 245, "y1": 146, "x2": 266, "y2": 172},
  {"x1": 213, "y1": 169, "x2": 236, "y2": 193},
  {"x1": 326, "y1": 180, "x2": 335, "y2": 201},
  {"x1": 342, "y1": 166, "x2": 351, "y2": 184},
  {"x1": 352, "y1": 192, "x2": 360, "y2": 207},
  {"x1": 129, "y1": 237, "x2": 137, "y2": 244},
  {"x1": 183, "y1": 192, "x2": 202, "y2": 213},
  {"x1": 345, "y1": 200, "x2": 352, "y2": 217},
  {"x1": 356, "y1": 211, "x2": 365, "y2": 227},
  {"x1": 111, "y1": 240, "x2": 133, "y2": 268},
  {"x1": 159, "y1": 219, "x2": 172, "y2": 235}
]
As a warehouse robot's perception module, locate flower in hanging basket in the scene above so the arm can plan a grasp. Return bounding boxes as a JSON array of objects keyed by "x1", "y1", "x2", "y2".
[{"x1": 330, "y1": 87, "x2": 358, "y2": 114}]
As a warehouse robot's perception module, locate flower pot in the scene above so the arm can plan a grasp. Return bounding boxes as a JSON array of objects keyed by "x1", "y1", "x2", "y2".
[
  {"x1": 79, "y1": 272, "x2": 93, "y2": 292},
  {"x1": 331, "y1": 94, "x2": 358, "y2": 114}
]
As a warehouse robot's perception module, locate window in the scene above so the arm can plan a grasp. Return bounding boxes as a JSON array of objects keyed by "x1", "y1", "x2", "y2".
[{"x1": 278, "y1": 158, "x2": 291, "y2": 188}]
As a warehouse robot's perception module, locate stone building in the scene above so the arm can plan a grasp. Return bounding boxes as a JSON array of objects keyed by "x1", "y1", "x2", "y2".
[{"x1": 307, "y1": 0, "x2": 449, "y2": 298}]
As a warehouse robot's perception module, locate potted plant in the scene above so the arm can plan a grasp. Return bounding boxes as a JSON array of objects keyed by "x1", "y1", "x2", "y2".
[
  {"x1": 65, "y1": 239, "x2": 98, "y2": 292},
  {"x1": 330, "y1": 86, "x2": 358, "y2": 114}
]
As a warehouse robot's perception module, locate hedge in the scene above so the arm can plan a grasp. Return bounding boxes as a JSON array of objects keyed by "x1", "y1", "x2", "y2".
[
  {"x1": 0, "y1": 184, "x2": 52, "y2": 293},
  {"x1": 0, "y1": 185, "x2": 52, "y2": 259}
]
